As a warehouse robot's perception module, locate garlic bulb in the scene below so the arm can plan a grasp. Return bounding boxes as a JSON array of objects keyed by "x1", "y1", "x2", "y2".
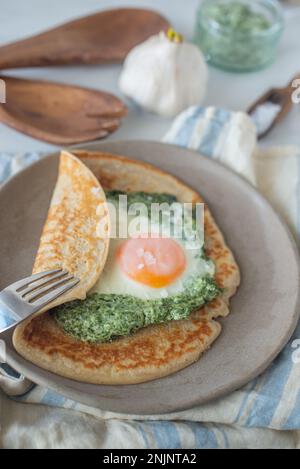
[{"x1": 119, "y1": 29, "x2": 208, "y2": 117}]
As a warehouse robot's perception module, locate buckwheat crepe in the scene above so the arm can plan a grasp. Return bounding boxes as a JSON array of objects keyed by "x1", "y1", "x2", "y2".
[
  {"x1": 13, "y1": 151, "x2": 240, "y2": 385},
  {"x1": 18, "y1": 150, "x2": 110, "y2": 310}
]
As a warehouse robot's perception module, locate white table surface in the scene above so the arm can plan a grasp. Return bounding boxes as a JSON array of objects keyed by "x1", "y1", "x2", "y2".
[{"x1": 0, "y1": 0, "x2": 299, "y2": 153}]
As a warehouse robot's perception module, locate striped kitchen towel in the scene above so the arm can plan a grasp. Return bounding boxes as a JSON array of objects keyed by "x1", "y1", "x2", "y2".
[{"x1": 1, "y1": 106, "x2": 300, "y2": 449}]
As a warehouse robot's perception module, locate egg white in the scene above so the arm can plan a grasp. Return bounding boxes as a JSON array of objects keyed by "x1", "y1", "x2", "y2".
[{"x1": 91, "y1": 205, "x2": 214, "y2": 299}]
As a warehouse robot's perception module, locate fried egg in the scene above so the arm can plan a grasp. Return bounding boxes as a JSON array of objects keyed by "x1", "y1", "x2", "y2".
[{"x1": 91, "y1": 204, "x2": 214, "y2": 299}]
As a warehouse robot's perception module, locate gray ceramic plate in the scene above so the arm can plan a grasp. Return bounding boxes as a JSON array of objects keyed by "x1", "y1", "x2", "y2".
[{"x1": 1, "y1": 141, "x2": 299, "y2": 415}]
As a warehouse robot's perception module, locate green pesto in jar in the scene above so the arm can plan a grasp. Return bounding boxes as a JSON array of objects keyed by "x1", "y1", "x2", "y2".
[
  {"x1": 194, "y1": 0, "x2": 283, "y2": 72},
  {"x1": 206, "y1": 2, "x2": 271, "y2": 33}
]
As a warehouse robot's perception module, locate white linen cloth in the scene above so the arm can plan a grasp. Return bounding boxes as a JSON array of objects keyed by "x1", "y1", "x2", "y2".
[{"x1": 1, "y1": 106, "x2": 300, "y2": 449}]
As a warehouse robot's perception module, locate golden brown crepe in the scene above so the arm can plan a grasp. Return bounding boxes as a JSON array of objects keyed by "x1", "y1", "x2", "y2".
[
  {"x1": 13, "y1": 151, "x2": 240, "y2": 385},
  {"x1": 26, "y1": 150, "x2": 109, "y2": 308}
]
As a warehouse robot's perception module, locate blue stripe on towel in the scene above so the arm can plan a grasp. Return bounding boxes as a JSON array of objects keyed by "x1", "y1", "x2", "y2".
[
  {"x1": 185, "y1": 422, "x2": 218, "y2": 449},
  {"x1": 216, "y1": 427, "x2": 230, "y2": 449},
  {"x1": 198, "y1": 108, "x2": 231, "y2": 156},
  {"x1": 148, "y1": 421, "x2": 181, "y2": 449},
  {"x1": 0, "y1": 152, "x2": 42, "y2": 186},
  {"x1": 283, "y1": 388, "x2": 300, "y2": 429},
  {"x1": 41, "y1": 389, "x2": 67, "y2": 407},
  {"x1": 0, "y1": 312, "x2": 15, "y2": 329},
  {"x1": 245, "y1": 363, "x2": 293, "y2": 428},
  {"x1": 245, "y1": 322, "x2": 300, "y2": 427},
  {"x1": 22, "y1": 152, "x2": 40, "y2": 165},
  {"x1": 0, "y1": 301, "x2": 17, "y2": 330},
  {"x1": 0, "y1": 153, "x2": 12, "y2": 184},
  {"x1": 136, "y1": 423, "x2": 151, "y2": 448},
  {"x1": 172, "y1": 107, "x2": 206, "y2": 147},
  {"x1": 233, "y1": 378, "x2": 259, "y2": 424}
]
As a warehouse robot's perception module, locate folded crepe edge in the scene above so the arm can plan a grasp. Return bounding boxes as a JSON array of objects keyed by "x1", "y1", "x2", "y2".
[{"x1": 31, "y1": 150, "x2": 110, "y2": 313}]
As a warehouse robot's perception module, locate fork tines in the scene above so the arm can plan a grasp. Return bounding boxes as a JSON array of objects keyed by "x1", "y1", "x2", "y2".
[{"x1": 12, "y1": 268, "x2": 79, "y2": 307}]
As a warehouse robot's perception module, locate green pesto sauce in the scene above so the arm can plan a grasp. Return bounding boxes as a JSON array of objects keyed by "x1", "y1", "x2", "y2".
[
  {"x1": 54, "y1": 191, "x2": 221, "y2": 343},
  {"x1": 54, "y1": 276, "x2": 221, "y2": 343},
  {"x1": 194, "y1": 1, "x2": 278, "y2": 72},
  {"x1": 207, "y1": 2, "x2": 271, "y2": 33}
]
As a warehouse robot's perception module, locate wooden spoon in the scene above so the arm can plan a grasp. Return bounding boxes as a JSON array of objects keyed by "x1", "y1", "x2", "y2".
[
  {"x1": 0, "y1": 76, "x2": 127, "y2": 144},
  {"x1": 248, "y1": 74, "x2": 299, "y2": 139},
  {"x1": 0, "y1": 9, "x2": 169, "y2": 70}
]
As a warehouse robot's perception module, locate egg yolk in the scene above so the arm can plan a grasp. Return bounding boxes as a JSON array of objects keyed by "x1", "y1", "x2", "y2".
[{"x1": 117, "y1": 237, "x2": 186, "y2": 288}]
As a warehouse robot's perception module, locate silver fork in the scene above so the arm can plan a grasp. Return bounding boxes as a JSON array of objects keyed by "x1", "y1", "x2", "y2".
[{"x1": 0, "y1": 268, "x2": 79, "y2": 333}]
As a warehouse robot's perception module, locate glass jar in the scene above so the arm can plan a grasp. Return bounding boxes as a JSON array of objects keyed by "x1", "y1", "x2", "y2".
[{"x1": 194, "y1": 0, "x2": 284, "y2": 72}]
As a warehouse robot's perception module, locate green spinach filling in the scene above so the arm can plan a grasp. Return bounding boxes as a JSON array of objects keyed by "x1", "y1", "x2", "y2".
[
  {"x1": 54, "y1": 191, "x2": 221, "y2": 343},
  {"x1": 55, "y1": 275, "x2": 220, "y2": 343},
  {"x1": 106, "y1": 190, "x2": 178, "y2": 211}
]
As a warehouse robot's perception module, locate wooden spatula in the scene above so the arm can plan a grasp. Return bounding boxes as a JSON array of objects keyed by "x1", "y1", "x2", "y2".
[
  {"x1": 0, "y1": 76, "x2": 127, "y2": 144},
  {"x1": 0, "y1": 9, "x2": 169, "y2": 70}
]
